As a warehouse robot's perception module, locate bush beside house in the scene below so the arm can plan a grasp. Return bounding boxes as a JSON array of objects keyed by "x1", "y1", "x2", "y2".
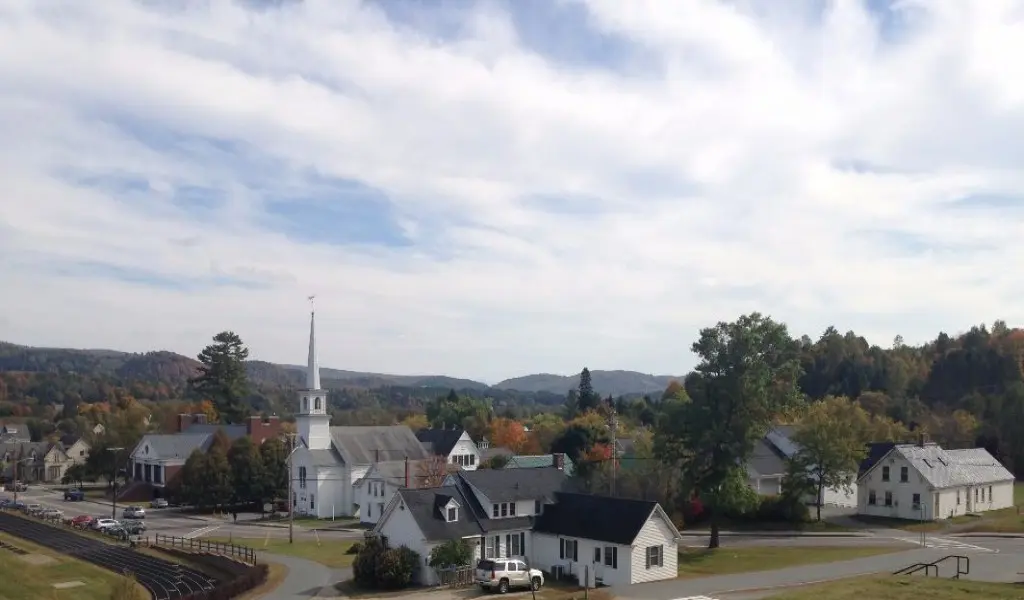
[
  {"x1": 353, "y1": 536, "x2": 420, "y2": 590},
  {"x1": 427, "y1": 539, "x2": 473, "y2": 569}
]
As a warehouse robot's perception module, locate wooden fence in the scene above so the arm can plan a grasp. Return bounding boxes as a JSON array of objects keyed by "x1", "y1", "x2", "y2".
[
  {"x1": 149, "y1": 533, "x2": 257, "y2": 565},
  {"x1": 435, "y1": 565, "x2": 475, "y2": 588}
]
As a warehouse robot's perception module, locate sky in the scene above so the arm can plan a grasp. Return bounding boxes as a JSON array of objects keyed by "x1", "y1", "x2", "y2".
[{"x1": 2, "y1": 0, "x2": 1024, "y2": 384}]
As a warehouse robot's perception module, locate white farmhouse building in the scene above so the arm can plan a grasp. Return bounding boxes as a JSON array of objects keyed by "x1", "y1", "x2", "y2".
[
  {"x1": 373, "y1": 467, "x2": 681, "y2": 588},
  {"x1": 290, "y1": 309, "x2": 430, "y2": 519},
  {"x1": 857, "y1": 441, "x2": 1014, "y2": 521},
  {"x1": 415, "y1": 427, "x2": 480, "y2": 470}
]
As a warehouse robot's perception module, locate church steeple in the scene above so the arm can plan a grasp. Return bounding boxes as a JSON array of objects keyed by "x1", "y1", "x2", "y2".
[{"x1": 307, "y1": 307, "x2": 320, "y2": 391}]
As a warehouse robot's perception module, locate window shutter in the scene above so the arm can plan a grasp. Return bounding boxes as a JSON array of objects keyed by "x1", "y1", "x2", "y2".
[
  {"x1": 573, "y1": 541, "x2": 578, "y2": 561},
  {"x1": 559, "y1": 539, "x2": 564, "y2": 560},
  {"x1": 645, "y1": 547, "x2": 650, "y2": 569},
  {"x1": 506, "y1": 534, "x2": 511, "y2": 556},
  {"x1": 520, "y1": 532, "x2": 525, "y2": 556},
  {"x1": 658, "y1": 545, "x2": 664, "y2": 566},
  {"x1": 612, "y1": 547, "x2": 618, "y2": 569}
]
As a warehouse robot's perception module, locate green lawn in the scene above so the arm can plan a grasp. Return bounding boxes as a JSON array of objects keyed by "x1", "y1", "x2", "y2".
[
  {"x1": 205, "y1": 536, "x2": 357, "y2": 568},
  {"x1": 687, "y1": 519, "x2": 853, "y2": 533},
  {"x1": 0, "y1": 533, "x2": 145, "y2": 600},
  {"x1": 677, "y1": 546, "x2": 902, "y2": 578},
  {"x1": 770, "y1": 575, "x2": 1024, "y2": 599}
]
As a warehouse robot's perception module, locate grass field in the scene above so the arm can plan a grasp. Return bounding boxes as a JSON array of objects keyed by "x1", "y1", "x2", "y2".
[
  {"x1": 677, "y1": 546, "x2": 902, "y2": 578},
  {"x1": 0, "y1": 532, "x2": 145, "y2": 600},
  {"x1": 206, "y1": 536, "x2": 357, "y2": 568},
  {"x1": 769, "y1": 575, "x2": 1024, "y2": 599}
]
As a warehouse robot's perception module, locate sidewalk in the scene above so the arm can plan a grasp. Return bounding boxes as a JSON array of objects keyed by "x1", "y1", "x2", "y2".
[{"x1": 678, "y1": 530, "x2": 871, "y2": 538}]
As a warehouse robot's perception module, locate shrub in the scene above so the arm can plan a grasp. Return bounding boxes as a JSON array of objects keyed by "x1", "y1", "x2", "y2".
[
  {"x1": 346, "y1": 542, "x2": 362, "y2": 555},
  {"x1": 353, "y1": 536, "x2": 386, "y2": 588},
  {"x1": 374, "y1": 546, "x2": 419, "y2": 589},
  {"x1": 428, "y1": 538, "x2": 473, "y2": 568}
]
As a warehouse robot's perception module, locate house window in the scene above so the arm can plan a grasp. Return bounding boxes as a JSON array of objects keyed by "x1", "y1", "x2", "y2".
[
  {"x1": 315, "y1": 397, "x2": 321, "y2": 411},
  {"x1": 559, "y1": 538, "x2": 578, "y2": 561},
  {"x1": 534, "y1": 500, "x2": 541, "y2": 514},
  {"x1": 594, "y1": 547, "x2": 601, "y2": 563},
  {"x1": 900, "y1": 466, "x2": 908, "y2": 482},
  {"x1": 299, "y1": 467, "x2": 307, "y2": 489},
  {"x1": 912, "y1": 493, "x2": 921, "y2": 510},
  {"x1": 368, "y1": 504, "x2": 372, "y2": 518},
  {"x1": 982, "y1": 488, "x2": 986, "y2": 502},
  {"x1": 868, "y1": 490, "x2": 876, "y2": 505},
  {"x1": 494, "y1": 535, "x2": 502, "y2": 558},
  {"x1": 378, "y1": 503, "x2": 384, "y2": 516},
  {"x1": 956, "y1": 490, "x2": 961, "y2": 505},
  {"x1": 447, "y1": 507, "x2": 457, "y2": 522},
  {"x1": 492, "y1": 504, "x2": 499, "y2": 518},
  {"x1": 302, "y1": 397, "x2": 308, "y2": 412},
  {"x1": 485, "y1": 537, "x2": 495, "y2": 559},
  {"x1": 310, "y1": 494, "x2": 315, "y2": 510},
  {"x1": 509, "y1": 503, "x2": 516, "y2": 516},
  {"x1": 506, "y1": 533, "x2": 522, "y2": 555},
  {"x1": 975, "y1": 488, "x2": 979, "y2": 502},
  {"x1": 469, "y1": 454, "x2": 476, "y2": 465},
  {"x1": 988, "y1": 485, "x2": 993, "y2": 499},
  {"x1": 645, "y1": 545, "x2": 663, "y2": 569},
  {"x1": 884, "y1": 491, "x2": 893, "y2": 506},
  {"x1": 501, "y1": 503, "x2": 508, "y2": 517},
  {"x1": 882, "y1": 466, "x2": 890, "y2": 482},
  {"x1": 604, "y1": 546, "x2": 618, "y2": 568}
]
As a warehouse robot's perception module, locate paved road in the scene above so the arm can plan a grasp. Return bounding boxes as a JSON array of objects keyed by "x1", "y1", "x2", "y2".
[{"x1": 9, "y1": 487, "x2": 364, "y2": 542}]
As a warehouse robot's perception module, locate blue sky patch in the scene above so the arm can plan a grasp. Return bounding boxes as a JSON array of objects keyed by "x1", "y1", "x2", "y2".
[{"x1": 260, "y1": 175, "x2": 412, "y2": 248}]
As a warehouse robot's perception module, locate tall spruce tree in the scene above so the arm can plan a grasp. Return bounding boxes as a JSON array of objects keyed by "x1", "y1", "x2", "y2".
[{"x1": 189, "y1": 331, "x2": 250, "y2": 424}]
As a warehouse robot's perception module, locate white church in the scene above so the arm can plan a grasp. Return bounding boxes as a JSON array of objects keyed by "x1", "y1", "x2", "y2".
[{"x1": 291, "y1": 307, "x2": 430, "y2": 519}]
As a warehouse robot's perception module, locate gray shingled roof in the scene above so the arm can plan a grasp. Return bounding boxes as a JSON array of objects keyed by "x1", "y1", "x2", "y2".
[
  {"x1": 895, "y1": 444, "x2": 1014, "y2": 489},
  {"x1": 454, "y1": 466, "x2": 578, "y2": 503},
  {"x1": 132, "y1": 433, "x2": 212, "y2": 460},
  {"x1": 308, "y1": 448, "x2": 345, "y2": 467},
  {"x1": 329, "y1": 426, "x2": 430, "y2": 465},
  {"x1": 394, "y1": 485, "x2": 484, "y2": 541},
  {"x1": 415, "y1": 428, "x2": 465, "y2": 457}
]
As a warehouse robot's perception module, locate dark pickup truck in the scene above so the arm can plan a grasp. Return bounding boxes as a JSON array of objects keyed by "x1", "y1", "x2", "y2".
[{"x1": 63, "y1": 489, "x2": 85, "y2": 501}]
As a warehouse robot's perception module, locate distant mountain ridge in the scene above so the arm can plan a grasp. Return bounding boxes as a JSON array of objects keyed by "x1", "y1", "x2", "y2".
[{"x1": 0, "y1": 341, "x2": 679, "y2": 396}]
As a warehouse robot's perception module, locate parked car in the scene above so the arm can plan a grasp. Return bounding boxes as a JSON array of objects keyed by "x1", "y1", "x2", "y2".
[
  {"x1": 64, "y1": 489, "x2": 85, "y2": 501},
  {"x1": 91, "y1": 518, "x2": 119, "y2": 531},
  {"x1": 476, "y1": 559, "x2": 544, "y2": 594},
  {"x1": 70, "y1": 515, "x2": 93, "y2": 528},
  {"x1": 122, "y1": 506, "x2": 145, "y2": 519},
  {"x1": 41, "y1": 508, "x2": 63, "y2": 520},
  {"x1": 122, "y1": 520, "x2": 146, "y2": 534},
  {"x1": 25, "y1": 504, "x2": 43, "y2": 516},
  {"x1": 150, "y1": 498, "x2": 168, "y2": 509}
]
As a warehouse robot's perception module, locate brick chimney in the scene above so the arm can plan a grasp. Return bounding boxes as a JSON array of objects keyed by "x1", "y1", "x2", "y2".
[
  {"x1": 405, "y1": 456, "x2": 411, "y2": 488},
  {"x1": 246, "y1": 415, "x2": 281, "y2": 445},
  {"x1": 918, "y1": 433, "x2": 927, "y2": 447},
  {"x1": 194, "y1": 413, "x2": 207, "y2": 425},
  {"x1": 553, "y1": 453, "x2": 565, "y2": 470},
  {"x1": 177, "y1": 414, "x2": 195, "y2": 433}
]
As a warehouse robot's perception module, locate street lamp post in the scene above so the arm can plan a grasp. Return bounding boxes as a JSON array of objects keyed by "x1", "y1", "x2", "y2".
[
  {"x1": 286, "y1": 434, "x2": 299, "y2": 544},
  {"x1": 107, "y1": 447, "x2": 124, "y2": 519}
]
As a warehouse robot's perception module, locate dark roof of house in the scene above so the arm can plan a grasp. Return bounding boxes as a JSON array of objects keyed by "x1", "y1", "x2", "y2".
[
  {"x1": 747, "y1": 439, "x2": 787, "y2": 477},
  {"x1": 481, "y1": 446, "x2": 514, "y2": 461},
  {"x1": 448, "y1": 474, "x2": 536, "y2": 533},
  {"x1": 454, "y1": 466, "x2": 578, "y2": 503},
  {"x1": 534, "y1": 492, "x2": 660, "y2": 545},
  {"x1": 59, "y1": 435, "x2": 81, "y2": 448},
  {"x1": 396, "y1": 485, "x2": 484, "y2": 541},
  {"x1": 859, "y1": 442, "x2": 896, "y2": 477},
  {"x1": 132, "y1": 433, "x2": 213, "y2": 460},
  {"x1": 415, "y1": 428, "x2": 465, "y2": 457}
]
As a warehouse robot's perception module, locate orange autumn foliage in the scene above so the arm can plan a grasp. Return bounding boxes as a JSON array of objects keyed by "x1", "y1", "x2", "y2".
[{"x1": 488, "y1": 418, "x2": 528, "y2": 453}]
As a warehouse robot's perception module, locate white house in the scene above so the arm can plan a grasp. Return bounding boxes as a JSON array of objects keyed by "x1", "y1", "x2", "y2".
[
  {"x1": 290, "y1": 309, "x2": 430, "y2": 519},
  {"x1": 373, "y1": 466, "x2": 681, "y2": 588},
  {"x1": 857, "y1": 441, "x2": 1015, "y2": 521},
  {"x1": 745, "y1": 439, "x2": 787, "y2": 496},
  {"x1": 415, "y1": 428, "x2": 480, "y2": 470},
  {"x1": 354, "y1": 459, "x2": 427, "y2": 525}
]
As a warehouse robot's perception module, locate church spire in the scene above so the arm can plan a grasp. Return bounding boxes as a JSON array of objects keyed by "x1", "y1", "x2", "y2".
[{"x1": 307, "y1": 296, "x2": 320, "y2": 390}]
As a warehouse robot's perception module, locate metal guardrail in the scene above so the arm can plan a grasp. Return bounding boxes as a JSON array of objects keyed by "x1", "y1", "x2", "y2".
[{"x1": 150, "y1": 533, "x2": 257, "y2": 566}]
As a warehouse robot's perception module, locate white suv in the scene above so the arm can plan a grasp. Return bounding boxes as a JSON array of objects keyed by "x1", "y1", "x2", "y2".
[
  {"x1": 476, "y1": 559, "x2": 544, "y2": 594},
  {"x1": 92, "y1": 518, "x2": 119, "y2": 531}
]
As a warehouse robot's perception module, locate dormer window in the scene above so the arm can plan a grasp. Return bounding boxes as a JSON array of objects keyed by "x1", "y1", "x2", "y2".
[{"x1": 442, "y1": 498, "x2": 460, "y2": 522}]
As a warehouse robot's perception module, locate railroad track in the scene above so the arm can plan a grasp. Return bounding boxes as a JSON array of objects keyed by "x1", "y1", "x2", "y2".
[{"x1": 0, "y1": 512, "x2": 217, "y2": 600}]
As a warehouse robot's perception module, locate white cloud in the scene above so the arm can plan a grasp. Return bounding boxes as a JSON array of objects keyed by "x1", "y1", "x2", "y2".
[{"x1": 2, "y1": 0, "x2": 1024, "y2": 383}]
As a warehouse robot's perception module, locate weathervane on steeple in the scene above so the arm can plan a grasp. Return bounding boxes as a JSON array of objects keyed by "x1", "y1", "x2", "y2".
[{"x1": 307, "y1": 294, "x2": 316, "y2": 313}]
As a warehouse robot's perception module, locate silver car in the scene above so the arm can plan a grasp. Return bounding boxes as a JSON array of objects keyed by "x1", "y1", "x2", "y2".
[{"x1": 476, "y1": 559, "x2": 544, "y2": 594}]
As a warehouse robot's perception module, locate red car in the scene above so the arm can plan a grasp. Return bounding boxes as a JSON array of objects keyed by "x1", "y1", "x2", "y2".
[{"x1": 70, "y1": 515, "x2": 93, "y2": 528}]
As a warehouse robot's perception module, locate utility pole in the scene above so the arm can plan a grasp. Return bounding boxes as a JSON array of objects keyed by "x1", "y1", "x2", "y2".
[
  {"x1": 288, "y1": 433, "x2": 296, "y2": 544},
  {"x1": 609, "y1": 412, "x2": 618, "y2": 497},
  {"x1": 107, "y1": 447, "x2": 124, "y2": 519}
]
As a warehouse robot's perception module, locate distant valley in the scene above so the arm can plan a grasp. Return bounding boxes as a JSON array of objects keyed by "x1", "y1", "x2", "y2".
[{"x1": 0, "y1": 341, "x2": 679, "y2": 396}]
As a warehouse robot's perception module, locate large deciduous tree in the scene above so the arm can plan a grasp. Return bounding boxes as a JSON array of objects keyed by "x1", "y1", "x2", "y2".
[
  {"x1": 656, "y1": 313, "x2": 804, "y2": 548},
  {"x1": 189, "y1": 331, "x2": 250, "y2": 424}
]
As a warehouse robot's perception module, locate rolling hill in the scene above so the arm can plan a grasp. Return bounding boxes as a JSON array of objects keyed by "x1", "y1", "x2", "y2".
[{"x1": 0, "y1": 340, "x2": 677, "y2": 396}]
